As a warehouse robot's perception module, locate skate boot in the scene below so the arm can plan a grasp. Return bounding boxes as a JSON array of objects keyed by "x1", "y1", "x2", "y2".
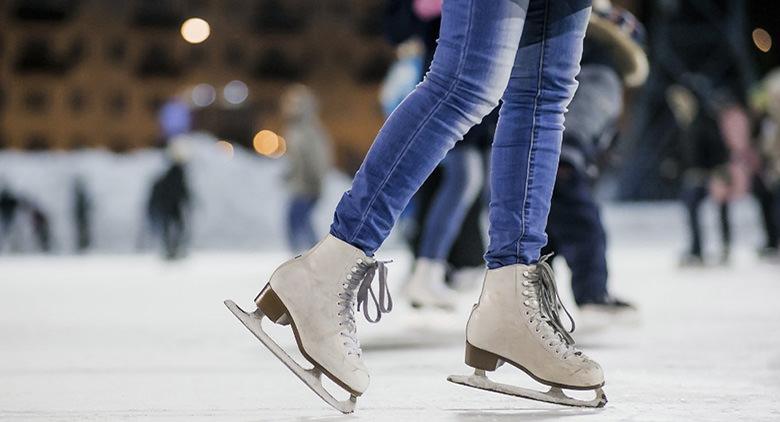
[
  {"x1": 403, "y1": 258, "x2": 458, "y2": 310},
  {"x1": 578, "y1": 296, "x2": 639, "y2": 330},
  {"x1": 224, "y1": 234, "x2": 392, "y2": 413},
  {"x1": 448, "y1": 257, "x2": 607, "y2": 408}
]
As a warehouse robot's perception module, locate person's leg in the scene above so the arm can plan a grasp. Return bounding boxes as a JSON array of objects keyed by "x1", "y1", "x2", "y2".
[
  {"x1": 463, "y1": 1, "x2": 606, "y2": 401},
  {"x1": 682, "y1": 185, "x2": 707, "y2": 258},
  {"x1": 418, "y1": 147, "x2": 484, "y2": 260},
  {"x1": 248, "y1": 0, "x2": 534, "y2": 402},
  {"x1": 406, "y1": 146, "x2": 484, "y2": 308},
  {"x1": 753, "y1": 175, "x2": 779, "y2": 250},
  {"x1": 301, "y1": 197, "x2": 319, "y2": 249},
  {"x1": 286, "y1": 197, "x2": 302, "y2": 252},
  {"x1": 485, "y1": 0, "x2": 591, "y2": 268},
  {"x1": 330, "y1": 0, "x2": 529, "y2": 255},
  {"x1": 719, "y1": 200, "x2": 731, "y2": 261},
  {"x1": 287, "y1": 196, "x2": 314, "y2": 252},
  {"x1": 546, "y1": 167, "x2": 608, "y2": 305}
]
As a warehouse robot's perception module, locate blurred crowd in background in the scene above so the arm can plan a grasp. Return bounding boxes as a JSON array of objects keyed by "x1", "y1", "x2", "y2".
[{"x1": 1, "y1": 1, "x2": 779, "y2": 315}]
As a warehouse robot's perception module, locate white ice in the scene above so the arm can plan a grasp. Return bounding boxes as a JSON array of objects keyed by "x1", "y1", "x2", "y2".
[{"x1": 1, "y1": 203, "x2": 779, "y2": 421}]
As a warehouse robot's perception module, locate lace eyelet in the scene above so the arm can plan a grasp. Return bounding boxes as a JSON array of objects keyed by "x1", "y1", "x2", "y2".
[{"x1": 523, "y1": 271, "x2": 529, "y2": 277}]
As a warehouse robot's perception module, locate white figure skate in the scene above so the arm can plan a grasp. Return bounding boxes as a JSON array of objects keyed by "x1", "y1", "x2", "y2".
[
  {"x1": 448, "y1": 257, "x2": 607, "y2": 408},
  {"x1": 225, "y1": 235, "x2": 392, "y2": 414},
  {"x1": 403, "y1": 258, "x2": 458, "y2": 310}
]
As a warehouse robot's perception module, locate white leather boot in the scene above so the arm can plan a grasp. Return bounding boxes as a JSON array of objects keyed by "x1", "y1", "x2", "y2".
[
  {"x1": 403, "y1": 257, "x2": 458, "y2": 310},
  {"x1": 465, "y1": 261, "x2": 604, "y2": 389},
  {"x1": 254, "y1": 234, "x2": 392, "y2": 396}
]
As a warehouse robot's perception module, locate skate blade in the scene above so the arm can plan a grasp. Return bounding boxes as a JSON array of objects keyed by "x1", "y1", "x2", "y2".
[
  {"x1": 447, "y1": 370, "x2": 607, "y2": 408},
  {"x1": 224, "y1": 299, "x2": 358, "y2": 414}
]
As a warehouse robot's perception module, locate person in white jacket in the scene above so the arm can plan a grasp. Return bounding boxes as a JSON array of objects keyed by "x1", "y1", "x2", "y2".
[{"x1": 281, "y1": 84, "x2": 333, "y2": 252}]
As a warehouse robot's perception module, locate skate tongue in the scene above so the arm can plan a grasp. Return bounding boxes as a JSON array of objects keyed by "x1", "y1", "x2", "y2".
[
  {"x1": 355, "y1": 259, "x2": 393, "y2": 323},
  {"x1": 536, "y1": 255, "x2": 576, "y2": 345}
]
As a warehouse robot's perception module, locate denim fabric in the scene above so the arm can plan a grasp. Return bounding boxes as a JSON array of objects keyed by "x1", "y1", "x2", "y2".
[
  {"x1": 417, "y1": 146, "x2": 484, "y2": 260},
  {"x1": 331, "y1": 0, "x2": 591, "y2": 267},
  {"x1": 288, "y1": 195, "x2": 318, "y2": 253},
  {"x1": 544, "y1": 166, "x2": 608, "y2": 305}
]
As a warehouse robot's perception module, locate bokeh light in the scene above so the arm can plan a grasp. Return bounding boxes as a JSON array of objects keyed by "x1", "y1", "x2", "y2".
[
  {"x1": 274, "y1": 136, "x2": 287, "y2": 158},
  {"x1": 752, "y1": 28, "x2": 772, "y2": 53},
  {"x1": 215, "y1": 140, "x2": 234, "y2": 158},
  {"x1": 181, "y1": 18, "x2": 211, "y2": 44},
  {"x1": 223, "y1": 80, "x2": 249, "y2": 105},
  {"x1": 191, "y1": 83, "x2": 216, "y2": 107},
  {"x1": 253, "y1": 130, "x2": 286, "y2": 158}
]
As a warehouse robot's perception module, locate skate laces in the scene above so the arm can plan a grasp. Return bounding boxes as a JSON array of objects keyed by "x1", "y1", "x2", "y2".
[
  {"x1": 524, "y1": 255, "x2": 579, "y2": 357},
  {"x1": 337, "y1": 257, "x2": 393, "y2": 356}
]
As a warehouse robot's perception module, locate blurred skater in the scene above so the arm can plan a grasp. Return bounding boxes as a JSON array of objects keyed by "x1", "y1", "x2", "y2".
[
  {"x1": 28, "y1": 203, "x2": 52, "y2": 253},
  {"x1": 668, "y1": 80, "x2": 760, "y2": 265},
  {"x1": 73, "y1": 178, "x2": 92, "y2": 252},
  {"x1": 147, "y1": 148, "x2": 191, "y2": 260},
  {"x1": 755, "y1": 69, "x2": 780, "y2": 259},
  {"x1": 0, "y1": 185, "x2": 20, "y2": 251},
  {"x1": 542, "y1": 3, "x2": 647, "y2": 319},
  {"x1": 281, "y1": 84, "x2": 332, "y2": 253}
]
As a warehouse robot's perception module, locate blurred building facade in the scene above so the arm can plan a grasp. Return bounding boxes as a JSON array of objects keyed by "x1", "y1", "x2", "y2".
[{"x1": 0, "y1": 0, "x2": 393, "y2": 169}]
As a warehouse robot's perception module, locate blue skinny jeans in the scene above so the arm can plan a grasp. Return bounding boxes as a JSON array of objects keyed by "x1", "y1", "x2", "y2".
[{"x1": 331, "y1": 0, "x2": 591, "y2": 268}]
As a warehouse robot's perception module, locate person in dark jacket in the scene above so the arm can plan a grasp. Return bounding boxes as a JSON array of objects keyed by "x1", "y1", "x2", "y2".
[
  {"x1": 0, "y1": 185, "x2": 20, "y2": 251},
  {"x1": 73, "y1": 178, "x2": 92, "y2": 252},
  {"x1": 542, "y1": 2, "x2": 648, "y2": 319},
  {"x1": 148, "y1": 160, "x2": 191, "y2": 260}
]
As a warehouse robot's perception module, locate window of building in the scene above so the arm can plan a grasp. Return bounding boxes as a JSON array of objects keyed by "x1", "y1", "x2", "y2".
[
  {"x1": 107, "y1": 92, "x2": 128, "y2": 115},
  {"x1": 68, "y1": 89, "x2": 87, "y2": 113},
  {"x1": 24, "y1": 91, "x2": 50, "y2": 113}
]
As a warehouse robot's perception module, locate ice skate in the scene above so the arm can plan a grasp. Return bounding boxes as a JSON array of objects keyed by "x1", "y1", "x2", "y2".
[
  {"x1": 578, "y1": 296, "x2": 639, "y2": 331},
  {"x1": 449, "y1": 266, "x2": 486, "y2": 293},
  {"x1": 448, "y1": 257, "x2": 607, "y2": 408},
  {"x1": 678, "y1": 253, "x2": 706, "y2": 268},
  {"x1": 403, "y1": 258, "x2": 458, "y2": 310},
  {"x1": 225, "y1": 234, "x2": 392, "y2": 414}
]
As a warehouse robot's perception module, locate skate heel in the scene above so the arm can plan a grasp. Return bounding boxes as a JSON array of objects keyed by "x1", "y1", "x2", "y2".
[
  {"x1": 255, "y1": 285, "x2": 291, "y2": 326},
  {"x1": 465, "y1": 342, "x2": 503, "y2": 371}
]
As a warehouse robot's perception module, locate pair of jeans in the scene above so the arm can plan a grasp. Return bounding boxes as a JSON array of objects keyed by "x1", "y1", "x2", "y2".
[
  {"x1": 543, "y1": 165, "x2": 608, "y2": 305},
  {"x1": 331, "y1": 0, "x2": 591, "y2": 268}
]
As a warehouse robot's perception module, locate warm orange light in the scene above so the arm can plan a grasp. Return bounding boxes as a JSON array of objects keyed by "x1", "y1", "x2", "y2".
[
  {"x1": 181, "y1": 18, "x2": 211, "y2": 44},
  {"x1": 216, "y1": 140, "x2": 234, "y2": 158},
  {"x1": 753, "y1": 28, "x2": 772, "y2": 53},
  {"x1": 271, "y1": 136, "x2": 287, "y2": 158},
  {"x1": 253, "y1": 130, "x2": 284, "y2": 158}
]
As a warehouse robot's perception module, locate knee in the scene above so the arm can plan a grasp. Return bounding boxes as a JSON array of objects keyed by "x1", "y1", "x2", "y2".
[{"x1": 425, "y1": 70, "x2": 505, "y2": 126}]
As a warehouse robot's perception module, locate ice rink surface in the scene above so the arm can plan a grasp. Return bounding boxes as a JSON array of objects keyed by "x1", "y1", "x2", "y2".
[{"x1": 2, "y1": 203, "x2": 779, "y2": 421}]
